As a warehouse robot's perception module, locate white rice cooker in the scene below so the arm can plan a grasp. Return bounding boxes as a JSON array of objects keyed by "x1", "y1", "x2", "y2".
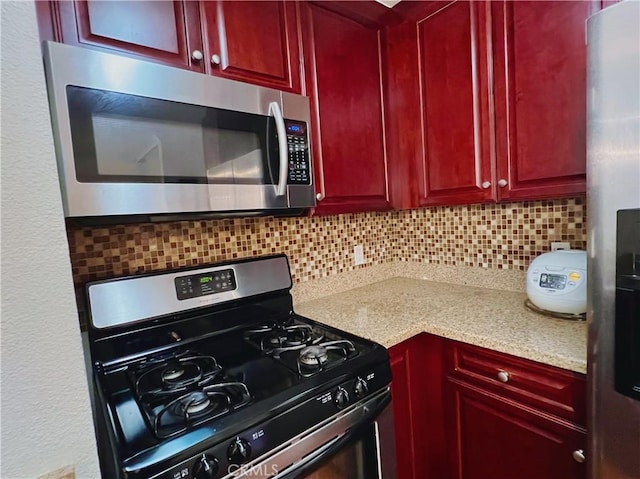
[{"x1": 526, "y1": 250, "x2": 587, "y2": 315}]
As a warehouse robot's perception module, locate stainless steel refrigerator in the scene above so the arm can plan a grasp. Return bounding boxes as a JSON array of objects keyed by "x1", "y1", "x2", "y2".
[{"x1": 587, "y1": 2, "x2": 640, "y2": 478}]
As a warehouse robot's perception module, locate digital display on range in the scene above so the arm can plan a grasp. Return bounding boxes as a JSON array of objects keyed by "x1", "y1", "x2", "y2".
[
  {"x1": 174, "y1": 269, "x2": 236, "y2": 300},
  {"x1": 539, "y1": 273, "x2": 567, "y2": 290}
]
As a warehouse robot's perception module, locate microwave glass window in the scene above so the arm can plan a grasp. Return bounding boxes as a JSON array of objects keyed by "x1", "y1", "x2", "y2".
[
  {"x1": 92, "y1": 113, "x2": 207, "y2": 177},
  {"x1": 205, "y1": 129, "x2": 263, "y2": 181},
  {"x1": 539, "y1": 273, "x2": 567, "y2": 290},
  {"x1": 66, "y1": 86, "x2": 278, "y2": 185}
]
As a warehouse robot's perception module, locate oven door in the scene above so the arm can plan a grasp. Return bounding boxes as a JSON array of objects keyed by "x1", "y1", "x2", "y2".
[
  {"x1": 229, "y1": 387, "x2": 396, "y2": 479},
  {"x1": 293, "y1": 409, "x2": 396, "y2": 479}
]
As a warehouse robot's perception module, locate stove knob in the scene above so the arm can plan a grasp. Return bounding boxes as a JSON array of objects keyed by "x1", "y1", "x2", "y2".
[
  {"x1": 228, "y1": 437, "x2": 252, "y2": 465},
  {"x1": 354, "y1": 377, "x2": 369, "y2": 398},
  {"x1": 193, "y1": 454, "x2": 219, "y2": 479},
  {"x1": 335, "y1": 386, "x2": 350, "y2": 409}
]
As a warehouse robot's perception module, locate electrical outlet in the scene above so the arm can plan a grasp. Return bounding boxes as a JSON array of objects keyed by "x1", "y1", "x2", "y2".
[
  {"x1": 551, "y1": 241, "x2": 571, "y2": 251},
  {"x1": 354, "y1": 245, "x2": 365, "y2": 265}
]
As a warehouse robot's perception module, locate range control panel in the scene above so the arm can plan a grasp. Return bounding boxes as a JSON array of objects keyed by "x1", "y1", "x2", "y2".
[
  {"x1": 174, "y1": 269, "x2": 237, "y2": 300},
  {"x1": 285, "y1": 120, "x2": 311, "y2": 185}
]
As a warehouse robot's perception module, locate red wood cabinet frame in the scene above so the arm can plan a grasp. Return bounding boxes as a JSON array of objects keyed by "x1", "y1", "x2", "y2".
[
  {"x1": 445, "y1": 342, "x2": 587, "y2": 479},
  {"x1": 445, "y1": 378, "x2": 586, "y2": 479},
  {"x1": 200, "y1": 1, "x2": 301, "y2": 92},
  {"x1": 389, "y1": 334, "x2": 448, "y2": 479},
  {"x1": 385, "y1": 1, "x2": 494, "y2": 208},
  {"x1": 492, "y1": 0, "x2": 597, "y2": 201},
  {"x1": 37, "y1": 1, "x2": 302, "y2": 93},
  {"x1": 42, "y1": 0, "x2": 204, "y2": 72},
  {"x1": 300, "y1": 2, "x2": 391, "y2": 215},
  {"x1": 385, "y1": 0, "x2": 596, "y2": 209},
  {"x1": 389, "y1": 335, "x2": 586, "y2": 479}
]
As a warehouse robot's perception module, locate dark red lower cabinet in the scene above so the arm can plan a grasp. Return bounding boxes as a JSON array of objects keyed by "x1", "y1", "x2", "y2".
[
  {"x1": 389, "y1": 336, "x2": 586, "y2": 479},
  {"x1": 445, "y1": 378, "x2": 586, "y2": 479},
  {"x1": 389, "y1": 334, "x2": 447, "y2": 479}
]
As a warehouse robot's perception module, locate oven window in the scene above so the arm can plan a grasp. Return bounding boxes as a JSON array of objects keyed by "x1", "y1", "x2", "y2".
[
  {"x1": 301, "y1": 427, "x2": 380, "y2": 479},
  {"x1": 66, "y1": 86, "x2": 280, "y2": 185}
]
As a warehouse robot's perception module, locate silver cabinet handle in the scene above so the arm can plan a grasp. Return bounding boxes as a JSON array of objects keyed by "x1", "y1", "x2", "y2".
[
  {"x1": 481, "y1": 181, "x2": 491, "y2": 189},
  {"x1": 497, "y1": 370, "x2": 510, "y2": 383},
  {"x1": 191, "y1": 50, "x2": 203, "y2": 61},
  {"x1": 211, "y1": 54, "x2": 221, "y2": 65},
  {"x1": 498, "y1": 178, "x2": 508, "y2": 187},
  {"x1": 572, "y1": 449, "x2": 585, "y2": 463},
  {"x1": 316, "y1": 192, "x2": 325, "y2": 201},
  {"x1": 268, "y1": 101, "x2": 288, "y2": 197}
]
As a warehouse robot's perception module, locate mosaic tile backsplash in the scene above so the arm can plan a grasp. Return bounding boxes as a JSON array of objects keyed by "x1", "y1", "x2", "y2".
[{"x1": 67, "y1": 197, "x2": 586, "y2": 296}]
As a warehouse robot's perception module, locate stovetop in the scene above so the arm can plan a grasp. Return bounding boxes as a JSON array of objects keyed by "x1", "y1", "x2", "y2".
[{"x1": 94, "y1": 311, "x2": 379, "y2": 472}]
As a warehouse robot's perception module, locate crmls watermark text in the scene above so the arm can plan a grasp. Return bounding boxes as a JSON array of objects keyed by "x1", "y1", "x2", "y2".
[{"x1": 227, "y1": 464, "x2": 279, "y2": 476}]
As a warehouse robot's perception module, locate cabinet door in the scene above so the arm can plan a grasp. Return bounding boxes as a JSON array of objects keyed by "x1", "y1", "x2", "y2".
[
  {"x1": 389, "y1": 335, "x2": 447, "y2": 479},
  {"x1": 55, "y1": 1, "x2": 204, "y2": 72},
  {"x1": 386, "y1": 1, "x2": 494, "y2": 208},
  {"x1": 492, "y1": 1, "x2": 597, "y2": 200},
  {"x1": 446, "y1": 378, "x2": 587, "y2": 479},
  {"x1": 389, "y1": 342, "x2": 413, "y2": 479},
  {"x1": 301, "y1": 4, "x2": 390, "y2": 215},
  {"x1": 201, "y1": 1, "x2": 301, "y2": 92},
  {"x1": 418, "y1": 1, "x2": 494, "y2": 206}
]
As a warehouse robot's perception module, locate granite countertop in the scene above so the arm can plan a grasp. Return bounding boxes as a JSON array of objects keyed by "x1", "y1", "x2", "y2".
[{"x1": 295, "y1": 277, "x2": 587, "y2": 374}]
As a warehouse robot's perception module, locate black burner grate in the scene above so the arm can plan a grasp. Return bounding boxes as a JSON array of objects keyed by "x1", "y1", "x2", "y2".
[{"x1": 130, "y1": 352, "x2": 252, "y2": 438}]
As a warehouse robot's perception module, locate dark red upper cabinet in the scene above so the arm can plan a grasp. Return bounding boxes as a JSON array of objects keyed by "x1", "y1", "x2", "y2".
[
  {"x1": 301, "y1": 3, "x2": 391, "y2": 215},
  {"x1": 386, "y1": 0, "x2": 595, "y2": 208},
  {"x1": 42, "y1": 1, "x2": 301, "y2": 92},
  {"x1": 492, "y1": 1, "x2": 596, "y2": 201},
  {"x1": 201, "y1": 1, "x2": 301, "y2": 92},
  {"x1": 385, "y1": 1, "x2": 494, "y2": 208},
  {"x1": 54, "y1": 1, "x2": 204, "y2": 72},
  {"x1": 416, "y1": 1, "x2": 494, "y2": 206}
]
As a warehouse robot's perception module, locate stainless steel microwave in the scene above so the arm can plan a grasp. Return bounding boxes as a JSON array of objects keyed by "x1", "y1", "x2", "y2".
[{"x1": 42, "y1": 41, "x2": 315, "y2": 222}]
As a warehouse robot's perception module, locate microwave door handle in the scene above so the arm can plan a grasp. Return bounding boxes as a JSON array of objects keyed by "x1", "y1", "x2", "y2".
[{"x1": 269, "y1": 101, "x2": 288, "y2": 197}]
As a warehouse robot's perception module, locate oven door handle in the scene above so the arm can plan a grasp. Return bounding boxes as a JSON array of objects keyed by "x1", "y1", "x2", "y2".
[
  {"x1": 269, "y1": 101, "x2": 288, "y2": 198},
  {"x1": 274, "y1": 389, "x2": 391, "y2": 479}
]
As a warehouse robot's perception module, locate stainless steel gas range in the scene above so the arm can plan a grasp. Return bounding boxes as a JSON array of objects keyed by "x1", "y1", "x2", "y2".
[{"x1": 84, "y1": 255, "x2": 396, "y2": 479}]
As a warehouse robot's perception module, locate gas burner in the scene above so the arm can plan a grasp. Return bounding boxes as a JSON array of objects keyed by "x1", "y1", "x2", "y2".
[
  {"x1": 273, "y1": 340, "x2": 358, "y2": 377},
  {"x1": 153, "y1": 382, "x2": 251, "y2": 438},
  {"x1": 245, "y1": 321, "x2": 323, "y2": 353},
  {"x1": 162, "y1": 364, "x2": 185, "y2": 382},
  {"x1": 299, "y1": 345, "x2": 329, "y2": 367},
  {"x1": 179, "y1": 391, "x2": 212, "y2": 415},
  {"x1": 133, "y1": 355, "x2": 222, "y2": 404}
]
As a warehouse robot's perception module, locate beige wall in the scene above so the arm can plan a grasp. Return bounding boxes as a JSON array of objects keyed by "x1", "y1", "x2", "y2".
[{"x1": 0, "y1": 2, "x2": 100, "y2": 477}]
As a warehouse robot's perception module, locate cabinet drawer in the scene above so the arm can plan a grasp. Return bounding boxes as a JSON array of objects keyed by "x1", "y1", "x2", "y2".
[{"x1": 446, "y1": 342, "x2": 586, "y2": 424}]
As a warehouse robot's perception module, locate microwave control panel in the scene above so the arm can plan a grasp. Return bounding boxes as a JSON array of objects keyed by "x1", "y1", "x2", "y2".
[{"x1": 285, "y1": 120, "x2": 311, "y2": 185}]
